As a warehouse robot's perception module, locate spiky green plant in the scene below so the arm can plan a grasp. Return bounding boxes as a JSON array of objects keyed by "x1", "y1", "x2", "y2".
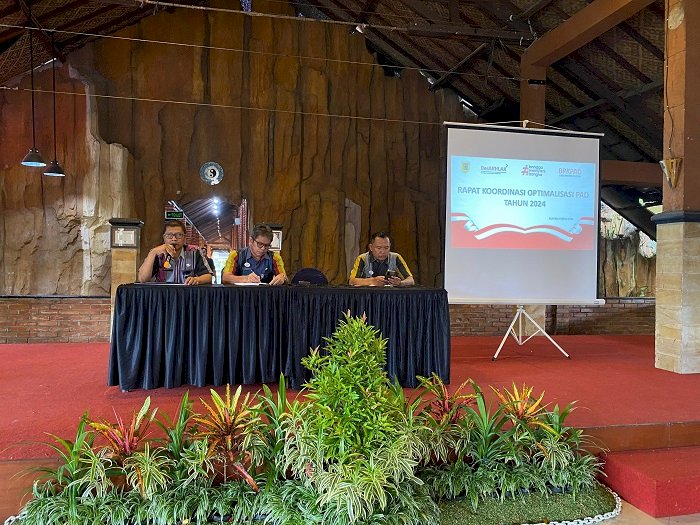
[
  {"x1": 123, "y1": 442, "x2": 174, "y2": 499},
  {"x1": 88, "y1": 397, "x2": 157, "y2": 463},
  {"x1": 191, "y1": 384, "x2": 265, "y2": 490},
  {"x1": 252, "y1": 374, "x2": 304, "y2": 481}
]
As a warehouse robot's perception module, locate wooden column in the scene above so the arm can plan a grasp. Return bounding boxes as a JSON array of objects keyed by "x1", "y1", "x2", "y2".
[
  {"x1": 518, "y1": 0, "x2": 656, "y2": 333},
  {"x1": 109, "y1": 218, "x2": 143, "y2": 334},
  {"x1": 654, "y1": 0, "x2": 700, "y2": 373}
]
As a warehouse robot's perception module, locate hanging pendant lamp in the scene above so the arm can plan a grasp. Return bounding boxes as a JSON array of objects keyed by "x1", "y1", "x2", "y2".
[
  {"x1": 44, "y1": 32, "x2": 64, "y2": 177},
  {"x1": 21, "y1": 3, "x2": 46, "y2": 168}
]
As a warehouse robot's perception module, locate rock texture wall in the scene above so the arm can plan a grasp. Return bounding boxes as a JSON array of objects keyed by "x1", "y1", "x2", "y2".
[
  {"x1": 0, "y1": 60, "x2": 132, "y2": 295},
  {"x1": 70, "y1": 6, "x2": 465, "y2": 287},
  {"x1": 0, "y1": 4, "x2": 655, "y2": 296}
]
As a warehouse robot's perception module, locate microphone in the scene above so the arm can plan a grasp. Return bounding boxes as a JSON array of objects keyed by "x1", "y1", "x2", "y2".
[{"x1": 163, "y1": 243, "x2": 176, "y2": 270}]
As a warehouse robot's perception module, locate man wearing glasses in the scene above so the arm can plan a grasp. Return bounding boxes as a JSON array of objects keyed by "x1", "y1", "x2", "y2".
[
  {"x1": 221, "y1": 224, "x2": 287, "y2": 285},
  {"x1": 137, "y1": 220, "x2": 213, "y2": 285}
]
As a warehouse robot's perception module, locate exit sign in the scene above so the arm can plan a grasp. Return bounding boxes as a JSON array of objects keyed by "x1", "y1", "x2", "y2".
[{"x1": 165, "y1": 210, "x2": 184, "y2": 220}]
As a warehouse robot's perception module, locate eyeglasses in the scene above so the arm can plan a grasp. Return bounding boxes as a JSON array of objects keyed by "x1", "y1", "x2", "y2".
[
  {"x1": 252, "y1": 239, "x2": 272, "y2": 250},
  {"x1": 163, "y1": 233, "x2": 185, "y2": 240}
]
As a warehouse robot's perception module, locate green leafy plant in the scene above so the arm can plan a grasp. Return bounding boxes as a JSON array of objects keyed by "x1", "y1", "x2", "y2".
[
  {"x1": 253, "y1": 373, "x2": 303, "y2": 481},
  {"x1": 155, "y1": 391, "x2": 192, "y2": 461},
  {"x1": 14, "y1": 313, "x2": 613, "y2": 525},
  {"x1": 123, "y1": 442, "x2": 174, "y2": 499},
  {"x1": 284, "y1": 313, "x2": 435, "y2": 525}
]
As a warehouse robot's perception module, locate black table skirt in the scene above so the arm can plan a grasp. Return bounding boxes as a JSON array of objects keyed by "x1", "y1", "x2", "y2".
[{"x1": 108, "y1": 284, "x2": 450, "y2": 390}]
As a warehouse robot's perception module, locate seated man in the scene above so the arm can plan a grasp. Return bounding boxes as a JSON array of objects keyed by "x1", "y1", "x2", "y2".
[
  {"x1": 137, "y1": 220, "x2": 213, "y2": 285},
  {"x1": 222, "y1": 224, "x2": 287, "y2": 285},
  {"x1": 349, "y1": 231, "x2": 415, "y2": 286}
]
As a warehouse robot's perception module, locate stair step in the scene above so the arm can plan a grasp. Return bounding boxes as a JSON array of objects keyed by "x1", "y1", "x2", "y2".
[{"x1": 603, "y1": 446, "x2": 700, "y2": 517}]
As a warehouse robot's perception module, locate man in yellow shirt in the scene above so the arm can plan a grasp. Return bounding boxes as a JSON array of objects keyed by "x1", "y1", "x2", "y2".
[{"x1": 349, "y1": 231, "x2": 414, "y2": 286}]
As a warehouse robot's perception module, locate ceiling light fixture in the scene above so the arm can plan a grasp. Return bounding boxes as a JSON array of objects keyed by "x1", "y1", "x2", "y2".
[
  {"x1": 21, "y1": 1, "x2": 46, "y2": 168},
  {"x1": 44, "y1": 32, "x2": 64, "y2": 177}
]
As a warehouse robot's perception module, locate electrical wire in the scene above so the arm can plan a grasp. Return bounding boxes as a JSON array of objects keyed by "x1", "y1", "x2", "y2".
[
  {"x1": 1, "y1": 85, "x2": 446, "y2": 126},
  {"x1": 0, "y1": 22, "x2": 523, "y2": 82}
]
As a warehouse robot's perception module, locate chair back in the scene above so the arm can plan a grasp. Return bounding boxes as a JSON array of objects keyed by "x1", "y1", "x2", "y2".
[{"x1": 291, "y1": 267, "x2": 328, "y2": 285}]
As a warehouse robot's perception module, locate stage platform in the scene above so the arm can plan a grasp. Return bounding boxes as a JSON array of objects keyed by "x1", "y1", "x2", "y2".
[{"x1": 2, "y1": 335, "x2": 699, "y2": 520}]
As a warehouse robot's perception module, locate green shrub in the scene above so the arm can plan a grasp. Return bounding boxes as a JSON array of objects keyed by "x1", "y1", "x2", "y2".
[
  {"x1": 15, "y1": 314, "x2": 610, "y2": 525},
  {"x1": 282, "y1": 313, "x2": 436, "y2": 524}
]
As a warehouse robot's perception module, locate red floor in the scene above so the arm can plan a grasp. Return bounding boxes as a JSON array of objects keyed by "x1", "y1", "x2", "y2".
[{"x1": 2, "y1": 334, "x2": 698, "y2": 461}]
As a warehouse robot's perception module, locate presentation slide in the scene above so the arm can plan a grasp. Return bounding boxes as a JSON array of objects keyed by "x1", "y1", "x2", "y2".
[
  {"x1": 444, "y1": 124, "x2": 602, "y2": 305},
  {"x1": 450, "y1": 156, "x2": 596, "y2": 250}
]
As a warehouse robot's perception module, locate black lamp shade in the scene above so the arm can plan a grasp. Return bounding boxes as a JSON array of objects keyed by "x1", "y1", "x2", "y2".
[
  {"x1": 21, "y1": 148, "x2": 47, "y2": 167},
  {"x1": 43, "y1": 159, "x2": 65, "y2": 176}
]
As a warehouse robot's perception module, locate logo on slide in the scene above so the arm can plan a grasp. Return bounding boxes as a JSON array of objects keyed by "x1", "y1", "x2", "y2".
[{"x1": 461, "y1": 162, "x2": 470, "y2": 173}]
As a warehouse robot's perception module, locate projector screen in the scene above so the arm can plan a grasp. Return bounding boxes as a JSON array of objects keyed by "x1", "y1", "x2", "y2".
[{"x1": 444, "y1": 123, "x2": 602, "y2": 305}]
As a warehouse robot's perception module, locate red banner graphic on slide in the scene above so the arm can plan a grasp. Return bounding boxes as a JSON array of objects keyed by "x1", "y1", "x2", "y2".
[{"x1": 451, "y1": 215, "x2": 595, "y2": 250}]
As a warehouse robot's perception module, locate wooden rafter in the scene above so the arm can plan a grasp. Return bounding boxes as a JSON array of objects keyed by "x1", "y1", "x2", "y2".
[
  {"x1": 17, "y1": 0, "x2": 66, "y2": 61},
  {"x1": 519, "y1": 0, "x2": 557, "y2": 21},
  {"x1": 400, "y1": 0, "x2": 534, "y2": 42},
  {"x1": 523, "y1": 0, "x2": 656, "y2": 68},
  {"x1": 355, "y1": 0, "x2": 379, "y2": 24},
  {"x1": 429, "y1": 43, "x2": 488, "y2": 92},
  {"x1": 549, "y1": 78, "x2": 662, "y2": 125}
]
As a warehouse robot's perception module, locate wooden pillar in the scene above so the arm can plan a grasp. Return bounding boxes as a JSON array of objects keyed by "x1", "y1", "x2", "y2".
[
  {"x1": 518, "y1": 0, "x2": 656, "y2": 334},
  {"x1": 519, "y1": 65, "x2": 547, "y2": 333},
  {"x1": 520, "y1": 64, "x2": 547, "y2": 126},
  {"x1": 653, "y1": 0, "x2": 700, "y2": 373},
  {"x1": 109, "y1": 218, "x2": 144, "y2": 335}
]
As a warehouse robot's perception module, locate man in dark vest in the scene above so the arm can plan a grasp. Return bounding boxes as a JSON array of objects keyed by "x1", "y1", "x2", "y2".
[
  {"x1": 137, "y1": 220, "x2": 212, "y2": 285},
  {"x1": 349, "y1": 231, "x2": 414, "y2": 286},
  {"x1": 222, "y1": 223, "x2": 287, "y2": 285}
]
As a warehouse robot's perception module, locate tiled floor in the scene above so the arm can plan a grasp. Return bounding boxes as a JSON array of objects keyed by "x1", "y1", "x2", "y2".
[{"x1": 611, "y1": 503, "x2": 700, "y2": 524}]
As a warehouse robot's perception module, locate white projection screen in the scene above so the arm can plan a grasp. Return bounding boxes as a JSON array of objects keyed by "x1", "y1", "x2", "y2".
[{"x1": 444, "y1": 123, "x2": 602, "y2": 305}]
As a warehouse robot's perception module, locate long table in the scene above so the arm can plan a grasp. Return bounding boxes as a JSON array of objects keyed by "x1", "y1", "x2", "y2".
[{"x1": 108, "y1": 283, "x2": 450, "y2": 390}]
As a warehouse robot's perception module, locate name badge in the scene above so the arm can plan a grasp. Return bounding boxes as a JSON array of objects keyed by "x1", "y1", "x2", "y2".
[{"x1": 244, "y1": 262, "x2": 251, "y2": 268}]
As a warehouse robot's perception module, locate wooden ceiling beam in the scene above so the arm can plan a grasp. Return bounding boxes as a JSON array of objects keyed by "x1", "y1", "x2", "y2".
[
  {"x1": 601, "y1": 159, "x2": 661, "y2": 186},
  {"x1": 401, "y1": 0, "x2": 533, "y2": 42},
  {"x1": 523, "y1": 0, "x2": 656, "y2": 68},
  {"x1": 407, "y1": 24, "x2": 532, "y2": 42},
  {"x1": 499, "y1": 42, "x2": 656, "y2": 161},
  {"x1": 518, "y1": 0, "x2": 557, "y2": 21},
  {"x1": 548, "y1": 4, "x2": 664, "y2": 64},
  {"x1": 448, "y1": 0, "x2": 459, "y2": 23},
  {"x1": 17, "y1": 0, "x2": 68, "y2": 61},
  {"x1": 471, "y1": 0, "x2": 531, "y2": 31},
  {"x1": 315, "y1": 0, "x2": 495, "y2": 112},
  {"x1": 429, "y1": 42, "x2": 488, "y2": 91},
  {"x1": 0, "y1": 3, "x2": 20, "y2": 20},
  {"x1": 549, "y1": 78, "x2": 662, "y2": 125},
  {"x1": 355, "y1": 0, "x2": 379, "y2": 24},
  {"x1": 558, "y1": 58, "x2": 660, "y2": 148},
  {"x1": 57, "y1": 5, "x2": 131, "y2": 49}
]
